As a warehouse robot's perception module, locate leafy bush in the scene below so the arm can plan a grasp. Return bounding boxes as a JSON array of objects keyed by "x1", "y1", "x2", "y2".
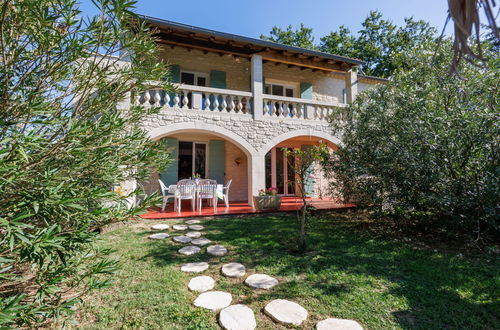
[
  {"x1": 326, "y1": 43, "x2": 499, "y2": 241},
  {"x1": 0, "y1": 0, "x2": 171, "y2": 326}
]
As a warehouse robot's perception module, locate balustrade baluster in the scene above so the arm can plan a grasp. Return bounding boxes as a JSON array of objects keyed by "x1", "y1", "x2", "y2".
[
  {"x1": 228, "y1": 95, "x2": 235, "y2": 113},
  {"x1": 213, "y1": 94, "x2": 219, "y2": 111},
  {"x1": 165, "y1": 93, "x2": 170, "y2": 107},
  {"x1": 135, "y1": 93, "x2": 141, "y2": 106},
  {"x1": 153, "y1": 90, "x2": 161, "y2": 107},
  {"x1": 173, "y1": 93, "x2": 180, "y2": 107},
  {"x1": 143, "y1": 90, "x2": 151, "y2": 107},
  {"x1": 182, "y1": 92, "x2": 189, "y2": 109},
  {"x1": 221, "y1": 95, "x2": 228, "y2": 112},
  {"x1": 237, "y1": 97, "x2": 243, "y2": 113},
  {"x1": 204, "y1": 93, "x2": 211, "y2": 110}
]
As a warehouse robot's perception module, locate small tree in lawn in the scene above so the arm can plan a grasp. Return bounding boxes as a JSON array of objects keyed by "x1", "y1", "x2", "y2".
[{"x1": 285, "y1": 144, "x2": 329, "y2": 251}]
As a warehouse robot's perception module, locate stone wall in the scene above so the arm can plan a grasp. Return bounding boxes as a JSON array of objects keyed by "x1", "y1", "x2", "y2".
[{"x1": 158, "y1": 47, "x2": 347, "y2": 103}]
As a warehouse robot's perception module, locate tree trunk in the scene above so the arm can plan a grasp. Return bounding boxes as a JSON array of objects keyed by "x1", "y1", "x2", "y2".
[{"x1": 298, "y1": 196, "x2": 307, "y2": 251}]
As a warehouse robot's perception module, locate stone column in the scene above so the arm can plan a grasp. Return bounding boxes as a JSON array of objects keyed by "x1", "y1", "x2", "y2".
[
  {"x1": 345, "y1": 69, "x2": 358, "y2": 104},
  {"x1": 251, "y1": 55, "x2": 263, "y2": 120},
  {"x1": 248, "y1": 153, "x2": 265, "y2": 206}
]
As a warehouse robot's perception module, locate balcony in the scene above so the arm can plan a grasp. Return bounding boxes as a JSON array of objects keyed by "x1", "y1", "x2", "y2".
[{"x1": 137, "y1": 83, "x2": 344, "y2": 122}]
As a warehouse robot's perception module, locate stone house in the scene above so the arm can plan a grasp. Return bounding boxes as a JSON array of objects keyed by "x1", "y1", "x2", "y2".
[{"x1": 136, "y1": 16, "x2": 385, "y2": 205}]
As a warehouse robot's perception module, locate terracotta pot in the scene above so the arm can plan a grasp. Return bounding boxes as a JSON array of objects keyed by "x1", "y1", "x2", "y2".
[{"x1": 253, "y1": 195, "x2": 282, "y2": 210}]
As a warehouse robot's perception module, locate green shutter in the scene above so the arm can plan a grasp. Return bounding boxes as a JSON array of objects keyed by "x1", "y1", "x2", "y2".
[
  {"x1": 210, "y1": 70, "x2": 226, "y2": 89},
  {"x1": 300, "y1": 82, "x2": 313, "y2": 99},
  {"x1": 209, "y1": 140, "x2": 225, "y2": 184},
  {"x1": 169, "y1": 64, "x2": 181, "y2": 83},
  {"x1": 301, "y1": 145, "x2": 316, "y2": 197},
  {"x1": 160, "y1": 138, "x2": 178, "y2": 186}
]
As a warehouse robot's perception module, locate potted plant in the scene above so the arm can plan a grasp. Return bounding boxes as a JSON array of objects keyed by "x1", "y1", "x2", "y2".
[{"x1": 253, "y1": 187, "x2": 281, "y2": 210}]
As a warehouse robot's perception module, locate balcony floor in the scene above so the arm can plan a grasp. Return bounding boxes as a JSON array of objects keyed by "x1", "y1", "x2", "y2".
[{"x1": 140, "y1": 196, "x2": 354, "y2": 219}]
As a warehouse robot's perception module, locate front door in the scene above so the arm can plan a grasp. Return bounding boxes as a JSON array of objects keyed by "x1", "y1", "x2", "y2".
[
  {"x1": 178, "y1": 141, "x2": 207, "y2": 180},
  {"x1": 265, "y1": 147, "x2": 295, "y2": 195}
]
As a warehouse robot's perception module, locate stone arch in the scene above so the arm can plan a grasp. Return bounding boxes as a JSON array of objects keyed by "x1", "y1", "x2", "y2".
[
  {"x1": 148, "y1": 121, "x2": 257, "y2": 158},
  {"x1": 147, "y1": 121, "x2": 258, "y2": 203},
  {"x1": 258, "y1": 128, "x2": 342, "y2": 156}
]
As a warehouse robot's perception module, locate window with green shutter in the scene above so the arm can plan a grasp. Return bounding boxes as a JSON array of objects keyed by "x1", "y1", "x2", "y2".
[{"x1": 209, "y1": 140, "x2": 225, "y2": 184}]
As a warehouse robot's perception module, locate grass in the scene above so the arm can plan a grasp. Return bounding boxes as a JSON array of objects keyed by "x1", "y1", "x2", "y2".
[{"x1": 68, "y1": 211, "x2": 499, "y2": 329}]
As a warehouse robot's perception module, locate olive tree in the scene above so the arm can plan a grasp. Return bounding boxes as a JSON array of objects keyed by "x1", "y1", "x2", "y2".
[{"x1": 0, "y1": 0, "x2": 171, "y2": 326}]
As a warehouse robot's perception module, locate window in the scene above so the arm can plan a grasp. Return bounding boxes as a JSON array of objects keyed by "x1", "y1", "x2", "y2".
[
  {"x1": 181, "y1": 71, "x2": 208, "y2": 86},
  {"x1": 265, "y1": 83, "x2": 295, "y2": 97}
]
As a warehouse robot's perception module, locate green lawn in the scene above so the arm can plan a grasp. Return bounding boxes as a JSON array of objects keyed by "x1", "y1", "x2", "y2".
[{"x1": 70, "y1": 212, "x2": 499, "y2": 329}]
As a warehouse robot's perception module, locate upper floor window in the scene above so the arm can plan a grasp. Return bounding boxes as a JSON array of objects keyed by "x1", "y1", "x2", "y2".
[
  {"x1": 265, "y1": 83, "x2": 295, "y2": 97},
  {"x1": 181, "y1": 71, "x2": 208, "y2": 86}
]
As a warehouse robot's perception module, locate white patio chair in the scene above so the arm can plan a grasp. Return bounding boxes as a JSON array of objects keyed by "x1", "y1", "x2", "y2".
[
  {"x1": 221, "y1": 179, "x2": 232, "y2": 208},
  {"x1": 197, "y1": 179, "x2": 217, "y2": 211},
  {"x1": 175, "y1": 179, "x2": 197, "y2": 213},
  {"x1": 158, "y1": 180, "x2": 175, "y2": 211}
]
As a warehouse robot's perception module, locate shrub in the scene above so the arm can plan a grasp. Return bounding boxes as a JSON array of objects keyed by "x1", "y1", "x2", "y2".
[
  {"x1": 0, "y1": 0, "x2": 171, "y2": 326},
  {"x1": 326, "y1": 43, "x2": 499, "y2": 241}
]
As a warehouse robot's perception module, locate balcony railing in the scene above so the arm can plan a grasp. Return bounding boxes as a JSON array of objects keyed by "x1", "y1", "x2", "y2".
[
  {"x1": 263, "y1": 94, "x2": 340, "y2": 121},
  {"x1": 136, "y1": 84, "x2": 343, "y2": 122},
  {"x1": 137, "y1": 84, "x2": 253, "y2": 115}
]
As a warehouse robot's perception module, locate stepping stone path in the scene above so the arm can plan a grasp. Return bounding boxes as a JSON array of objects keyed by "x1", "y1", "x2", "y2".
[
  {"x1": 191, "y1": 238, "x2": 212, "y2": 246},
  {"x1": 186, "y1": 231, "x2": 202, "y2": 238},
  {"x1": 151, "y1": 224, "x2": 169, "y2": 230},
  {"x1": 185, "y1": 219, "x2": 201, "y2": 224},
  {"x1": 194, "y1": 291, "x2": 232, "y2": 311},
  {"x1": 244, "y1": 274, "x2": 278, "y2": 289},
  {"x1": 264, "y1": 299, "x2": 308, "y2": 326},
  {"x1": 181, "y1": 262, "x2": 209, "y2": 273},
  {"x1": 172, "y1": 224, "x2": 188, "y2": 231},
  {"x1": 173, "y1": 236, "x2": 192, "y2": 243},
  {"x1": 316, "y1": 318, "x2": 364, "y2": 330},
  {"x1": 148, "y1": 233, "x2": 169, "y2": 240},
  {"x1": 219, "y1": 304, "x2": 256, "y2": 330},
  {"x1": 188, "y1": 276, "x2": 215, "y2": 292},
  {"x1": 188, "y1": 224, "x2": 204, "y2": 231},
  {"x1": 221, "y1": 263, "x2": 246, "y2": 278},
  {"x1": 178, "y1": 245, "x2": 201, "y2": 256},
  {"x1": 207, "y1": 245, "x2": 228, "y2": 256}
]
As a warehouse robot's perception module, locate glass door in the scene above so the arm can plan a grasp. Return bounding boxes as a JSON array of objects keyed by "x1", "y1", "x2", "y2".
[
  {"x1": 265, "y1": 147, "x2": 296, "y2": 195},
  {"x1": 178, "y1": 141, "x2": 207, "y2": 180}
]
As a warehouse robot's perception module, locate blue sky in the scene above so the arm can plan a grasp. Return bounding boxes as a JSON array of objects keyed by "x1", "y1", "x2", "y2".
[{"x1": 78, "y1": 0, "x2": 453, "y2": 40}]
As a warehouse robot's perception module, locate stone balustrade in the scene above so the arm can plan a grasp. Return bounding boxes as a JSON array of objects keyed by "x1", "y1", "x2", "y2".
[
  {"x1": 136, "y1": 83, "x2": 343, "y2": 122},
  {"x1": 137, "y1": 84, "x2": 253, "y2": 116}
]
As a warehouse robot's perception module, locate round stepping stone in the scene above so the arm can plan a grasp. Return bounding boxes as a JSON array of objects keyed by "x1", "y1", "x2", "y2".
[
  {"x1": 180, "y1": 262, "x2": 209, "y2": 273},
  {"x1": 221, "y1": 263, "x2": 246, "y2": 278},
  {"x1": 194, "y1": 291, "x2": 232, "y2": 311},
  {"x1": 173, "y1": 235, "x2": 192, "y2": 243},
  {"x1": 264, "y1": 299, "x2": 308, "y2": 326},
  {"x1": 316, "y1": 318, "x2": 364, "y2": 330},
  {"x1": 219, "y1": 304, "x2": 256, "y2": 330},
  {"x1": 207, "y1": 245, "x2": 228, "y2": 256},
  {"x1": 244, "y1": 274, "x2": 278, "y2": 289},
  {"x1": 178, "y1": 245, "x2": 201, "y2": 255},
  {"x1": 148, "y1": 233, "x2": 169, "y2": 240},
  {"x1": 186, "y1": 231, "x2": 202, "y2": 238},
  {"x1": 185, "y1": 219, "x2": 201, "y2": 224},
  {"x1": 188, "y1": 276, "x2": 215, "y2": 292},
  {"x1": 191, "y1": 238, "x2": 212, "y2": 246},
  {"x1": 172, "y1": 224, "x2": 187, "y2": 231},
  {"x1": 151, "y1": 224, "x2": 169, "y2": 230},
  {"x1": 188, "y1": 224, "x2": 204, "y2": 231}
]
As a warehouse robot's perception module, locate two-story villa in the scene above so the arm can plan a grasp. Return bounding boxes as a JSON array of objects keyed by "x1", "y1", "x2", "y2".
[{"x1": 135, "y1": 16, "x2": 384, "y2": 206}]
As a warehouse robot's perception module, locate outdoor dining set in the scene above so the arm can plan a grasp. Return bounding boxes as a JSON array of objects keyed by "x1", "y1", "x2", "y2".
[{"x1": 158, "y1": 178, "x2": 232, "y2": 213}]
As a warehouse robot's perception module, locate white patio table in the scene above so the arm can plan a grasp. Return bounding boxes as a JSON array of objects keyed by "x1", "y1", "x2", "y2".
[{"x1": 168, "y1": 183, "x2": 224, "y2": 210}]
